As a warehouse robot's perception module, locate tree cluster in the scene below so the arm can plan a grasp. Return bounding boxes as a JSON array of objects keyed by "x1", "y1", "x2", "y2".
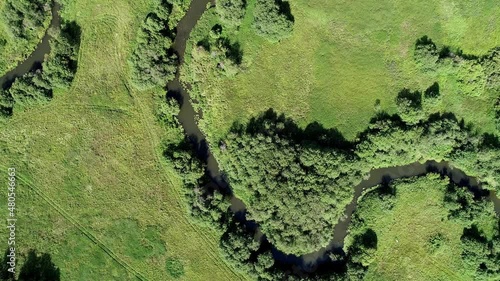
[
  {"x1": 2, "y1": 0, "x2": 50, "y2": 40},
  {"x1": 461, "y1": 224, "x2": 500, "y2": 279},
  {"x1": 129, "y1": 0, "x2": 178, "y2": 89},
  {"x1": 414, "y1": 36, "x2": 499, "y2": 97},
  {"x1": 219, "y1": 111, "x2": 364, "y2": 255},
  {"x1": 252, "y1": 0, "x2": 294, "y2": 42}
]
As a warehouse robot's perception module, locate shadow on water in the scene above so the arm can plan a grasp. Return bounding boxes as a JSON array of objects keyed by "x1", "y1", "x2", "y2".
[
  {"x1": 168, "y1": 1, "x2": 500, "y2": 275},
  {"x1": 0, "y1": 2, "x2": 61, "y2": 89}
]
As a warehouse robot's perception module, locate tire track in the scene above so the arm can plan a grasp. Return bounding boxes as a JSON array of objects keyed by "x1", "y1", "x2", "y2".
[{"x1": 0, "y1": 165, "x2": 148, "y2": 281}]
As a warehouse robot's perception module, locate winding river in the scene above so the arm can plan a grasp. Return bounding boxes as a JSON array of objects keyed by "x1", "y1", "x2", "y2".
[{"x1": 169, "y1": 0, "x2": 500, "y2": 272}]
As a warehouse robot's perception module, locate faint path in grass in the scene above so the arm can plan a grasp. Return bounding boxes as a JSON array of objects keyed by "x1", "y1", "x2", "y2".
[{"x1": 0, "y1": 164, "x2": 148, "y2": 281}]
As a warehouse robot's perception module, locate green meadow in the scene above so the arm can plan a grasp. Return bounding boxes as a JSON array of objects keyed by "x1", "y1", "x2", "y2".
[{"x1": 0, "y1": 0, "x2": 248, "y2": 279}]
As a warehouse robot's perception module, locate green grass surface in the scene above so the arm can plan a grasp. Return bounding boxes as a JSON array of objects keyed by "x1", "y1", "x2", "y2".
[
  {"x1": 182, "y1": 0, "x2": 499, "y2": 142},
  {"x1": 0, "y1": 0, "x2": 248, "y2": 279},
  {"x1": 346, "y1": 175, "x2": 498, "y2": 281}
]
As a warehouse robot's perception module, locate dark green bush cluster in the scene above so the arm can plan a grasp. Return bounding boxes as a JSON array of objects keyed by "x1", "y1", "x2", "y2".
[
  {"x1": 414, "y1": 37, "x2": 499, "y2": 97},
  {"x1": 414, "y1": 36, "x2": 439, "y2": 71},
  {"x1": 155, "y1": 96, "x2": 181, "y2": 128},
  {"x1": 252, "y1": 0, "x2": 294, "y2": 42},
  {"x1": 216, "y1": 0, "x2": 246, "y2": 27},
  {"x1": 220, "y1": 121, "x2": 363, "y2": 255},
  {"x1": 42, "y1": 22, "x2": 81, "y2": 88},
  {"x1": 129, "y1": 0, "x2": 178, "y2": 89},
  {"x1": 461, "y1": 224, "x2": 500, "y2": 279},
  {"x1": 2, "y1": 0, "x2": 50, "y2": 39},
  {"x1": 0, "y1": 22, "x2": 80, "y2": 117}
]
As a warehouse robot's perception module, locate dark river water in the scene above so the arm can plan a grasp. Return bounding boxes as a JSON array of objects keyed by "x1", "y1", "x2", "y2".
[{"x1": 0, "y1": 2, "x2": 60, "y2": 89}]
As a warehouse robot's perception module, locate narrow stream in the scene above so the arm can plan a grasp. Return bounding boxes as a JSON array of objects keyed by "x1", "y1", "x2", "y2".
[
  {"x1": 168, "y1": 0, "x2": 500, "y2": 273},
  {"x1": 0, "y1": 2, "x2": 60, "y2": 89}
]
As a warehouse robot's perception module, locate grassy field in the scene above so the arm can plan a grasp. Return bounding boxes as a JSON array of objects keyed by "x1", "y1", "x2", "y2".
[
  {"x1": 0, "y1": 0, "x2": 248, "y2": 280},
  {"x1": 182, "y1": 0, "x2": 499, "y2": 142},
  {"x1": 346, "y1": 175, "x2": 498, "y2": 281}
]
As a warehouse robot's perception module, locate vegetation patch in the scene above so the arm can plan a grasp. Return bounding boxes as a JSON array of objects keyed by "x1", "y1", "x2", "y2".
[
  {"x1": 252, "y1": 0, "x2": 294, "y2": 42},
  {"x1": 0, "y1": 20, "x2": 81, "y2": 117},
  {"x1": 0, "y1": 0, "x2": 51, "y2": 75},
  {"x1": 129, "y1": 0, "x2": 178, "y2": 89},
  {"x1": 165, "y1": 257, "x2": 185, "y2": 278},
  {"x1": 345, "y1": 175, "x2": 499, "y2": 281}
]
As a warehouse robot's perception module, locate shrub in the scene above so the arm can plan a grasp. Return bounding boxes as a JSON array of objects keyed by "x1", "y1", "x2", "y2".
[
  {"x1": 8, "y1": 71, "x2": 52, "y2": 107},
  {"x1": 129, "y1": 0, "x2": 178, "y2": 89},
  {"x1": 2, "y1": 0, "x2": 50, "y2": 39},
  {"x1": 42, "y1": 22, "x2": 81, "y2": 88},
  {"x1": 414, "y1": 36, "x2": 439, "y2": 72},
  {"x1": 252, "y1": 0, "x2": 294, "y2": 42},
  {"x1": 395, "y1": 88, "x2": 424, "y2": 125},
  {"x1": 216, "y1": 0, "x2": 246, "y2": 27},
  {"x1": 165, "y1": 257, "x2": 184, "y2": 278}
]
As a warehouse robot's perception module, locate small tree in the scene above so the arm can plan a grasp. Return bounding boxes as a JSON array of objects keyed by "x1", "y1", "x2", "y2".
[
  {"x1": 252, "y1": 0, "x2": 294, "y2": 42},
  {"x1": 396, "y1": 88, "x2": 424, "y2": 125}
]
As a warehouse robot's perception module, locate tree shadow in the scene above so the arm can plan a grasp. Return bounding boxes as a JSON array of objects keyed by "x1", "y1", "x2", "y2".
[
  {"x1": 218, "y1": 38, "x2": 243, "y2": 65},
  {"x1": 18, "y1": 250, "x2": 60, "y2": 281},
  {"x1": 275, "y1": 0, "x2": 295, "y2": 23},
  {"x1": 397, "y1": 88, "x2": 422, "y2": 109},
  {"x1": 415, "y1": 35, "x2": 436, "y2": 48}
]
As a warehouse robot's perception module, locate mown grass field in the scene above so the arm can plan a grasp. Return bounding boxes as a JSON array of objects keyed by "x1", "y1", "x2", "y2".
[
  {"x1": 0, "y1": 0, "x2": 248, "y2": 280},
  {"x1": 347, "y1": 175, "x2": 498, "y2": 281},
  {"x1": 183, "y1": 0, "x2": 499, "y2": 142}
]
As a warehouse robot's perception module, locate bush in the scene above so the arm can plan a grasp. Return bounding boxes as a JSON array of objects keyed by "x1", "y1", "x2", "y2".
[
  {"x1": 252, "y1": 0, "x2": 294, "y2": 42},
  {"x1": 129, "y1": 0, "x2": 178, "y2": 89},
  {"x1": 2, "y1": 0, "x2": 50, "y2": 39},
  {"x1": 165, "y1": 257, "x2": 184, "y2": 278},
  {"x1": 216, "y1": 0, "x2": 246, "y2": 27},
  {"x1": 414, "y1": 36, "x2": 439, "y2": 71},
  {"x1": 156, "y1": 97, "x2": 180, "y2": 128},
  {"x1": 8, "y1": 71, "x2": 52, "y2": 107}
]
